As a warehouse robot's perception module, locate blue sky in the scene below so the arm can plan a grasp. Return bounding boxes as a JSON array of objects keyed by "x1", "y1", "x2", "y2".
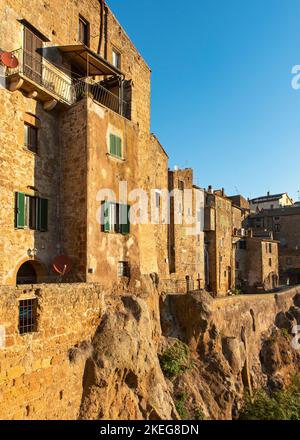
[{"x1": 108, "y1": 0, "x2": 300, "y2": 201}]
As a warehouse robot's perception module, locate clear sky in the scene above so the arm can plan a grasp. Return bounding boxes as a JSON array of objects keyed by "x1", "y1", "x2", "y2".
[{"x1": 108, "y1": 0, "x2": 300, "y2": 201}]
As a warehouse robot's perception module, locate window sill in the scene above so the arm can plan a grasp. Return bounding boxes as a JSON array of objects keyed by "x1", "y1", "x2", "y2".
[
  {"x1": 106, "y1": 153, "x2": 126, "y2": 162},
  {"x1": 23, "y1": 147, "x2": 39, "y2": 156}
]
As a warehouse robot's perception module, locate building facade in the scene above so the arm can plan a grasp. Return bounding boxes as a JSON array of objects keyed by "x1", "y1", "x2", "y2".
[
  {"x1": 249, "y1": 192, "x2": 293, "y2": 212},
  {"x1": 0, "y1": 0, "x2": 154, "y2": 287},
  {"x1": 248, "y1": 206, "x2": 300, "y2": 285}
]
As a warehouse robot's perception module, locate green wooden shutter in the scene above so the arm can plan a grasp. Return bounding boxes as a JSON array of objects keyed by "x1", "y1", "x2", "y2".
[
  {"x1": 121, "y1": 205, "x2": 130, "y2": 235},
  {"x1": 110, "y1": 134, "x2": 116, "y2": 156},
  {"x1": 38, "y1": 198, "x2": 48, "y2": 232},
  {"x1": 110, "y1": 134, "x2": 122, "y2": 158},
  {"x1": 16, "y1": 192, "x2": 25, "y2": 228},
  {"x1": 103, "y1": 201, "x2": 110, "y2": 232},
  {"x1": 116, "y1": 136, "x2": 122, "y2": 158}
]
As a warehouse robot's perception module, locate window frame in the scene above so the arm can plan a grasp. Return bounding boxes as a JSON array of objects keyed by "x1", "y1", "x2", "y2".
[
  {"x1": 112, "y1": 48, "x2": 121, "y2": 69},
  {"x1": 24, "y1": 123, "x2": 38, "y2": 153},
  {"x1": 15, "y1": 192, "x2": 48, "y2": 232},
  {"x1": 109, "y1": 133, "x2": 123, "y2": 159},
  {"x1": 102, "y1": 201, "x2": 130, "y2": 235},
  {"x1": 78, "y1": 15, "x2": 90, "y2": 47},
  {"x1": 19, "y1": 298, "x2": 38, "y2": 335}
]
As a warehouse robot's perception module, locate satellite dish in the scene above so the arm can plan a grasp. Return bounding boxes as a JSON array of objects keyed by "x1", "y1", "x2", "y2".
[
  {"x1": 1, "y1": 52, "x2": 19, "y2": 69},
  {"x1": 52, "y1": 255, "x2": 72, "y2": 276}
]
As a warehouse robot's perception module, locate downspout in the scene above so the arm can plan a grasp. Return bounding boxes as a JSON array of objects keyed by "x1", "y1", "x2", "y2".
[
  {"x1": 97, "y1": 0, "x2": 104, "y2": 55},
  {"x1": 104, "y1": 3, "x2": 108, "y2": 60}
]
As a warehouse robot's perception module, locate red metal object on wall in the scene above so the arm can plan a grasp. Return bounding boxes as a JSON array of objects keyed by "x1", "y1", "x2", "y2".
[
  {"x1": 52, "y1": 255, "x2": 72, "y2": 275},
  {"x1": 0, "y1": 51, "x2": 19, "y2": 68}
]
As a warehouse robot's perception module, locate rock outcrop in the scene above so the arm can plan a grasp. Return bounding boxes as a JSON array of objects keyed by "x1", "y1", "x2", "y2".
[
  {"x1": 76, "y1": 287, "x2": 300, "y2": 420},
  {"x1": 78, "y1": 292, "x2": 177, "y2": 420}
]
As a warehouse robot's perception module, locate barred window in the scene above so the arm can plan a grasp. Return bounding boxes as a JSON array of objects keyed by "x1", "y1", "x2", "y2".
[{"x1": 19, "y1": 298, "x2": 37, "y2": 335}]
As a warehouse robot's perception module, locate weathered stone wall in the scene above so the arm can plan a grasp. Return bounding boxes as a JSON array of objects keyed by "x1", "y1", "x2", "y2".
[
  {"x1": 86, "y1": 97, "x2": 141, "y2": 287},
  {"x1": 0, "y1": 283, "x2": 103, "y2": 420},
  {"x1": 0, "y1": 85, "x2": 60, "y2": 285},
  {"x1": 59, "y1": 99, "x2": 88, "y2": 282},
  {"x1": 138, "y1": 134, "x2": 169, "y2": 278}
]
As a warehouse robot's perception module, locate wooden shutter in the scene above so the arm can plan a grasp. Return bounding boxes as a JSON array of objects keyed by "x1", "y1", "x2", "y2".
[
  {"x1": 109, "y1": 134, "x2": 116, "y2": 156},
  {"x1": 121, "y1": 205, "x2": 130, "y2": 235},
  {"x1": 116, "y1": 136, "x2": 122, "y2": 158},
  {"x1": 103, "y1": 201, "x2": 110, "y2": 232},
  {"x1": 109, "y1": 134, "x2": 122, "y2": 158},
  {"x1": 38, "y1": 198, "x2": 48, "y2": 232},
  {"x1": 23, "y1": 27, "x2": 43, "y2": 82},
  {"x1": 16, "y1": 192, "x2": 25, "y2": 228}
]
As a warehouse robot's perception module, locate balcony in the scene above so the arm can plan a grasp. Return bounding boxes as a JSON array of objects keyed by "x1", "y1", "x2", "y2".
[
  {"x1": 5, "y1": 48, "x2": 74, "y2": 109},
  {"x1": 74, "y1": 79, "x2": 130, "y2": 119},
  {"x1": 4, "y1": 46, "x2": 131, "y2": 118}
]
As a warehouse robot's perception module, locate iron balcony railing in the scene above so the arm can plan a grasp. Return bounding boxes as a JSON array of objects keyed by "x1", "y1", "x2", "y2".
[
  {"x1": 74, "y1": 79, "x2": 130, "y2": 118},
  {"x1": 5, "y1": 49, "x2": 131, "y2": 117},
  {"x1": 5, "y1": 48, "x2": 74, "y2": 105}
]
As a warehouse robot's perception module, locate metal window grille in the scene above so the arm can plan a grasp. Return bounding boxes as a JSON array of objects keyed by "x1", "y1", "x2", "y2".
[{"x1": 19, "y1": 298, "x2": 37, "y2": 334}]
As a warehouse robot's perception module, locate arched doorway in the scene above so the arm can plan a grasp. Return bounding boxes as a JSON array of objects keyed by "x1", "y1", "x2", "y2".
[{"x1": 16, "y1": 261, "x2": 38, "y2": 285}]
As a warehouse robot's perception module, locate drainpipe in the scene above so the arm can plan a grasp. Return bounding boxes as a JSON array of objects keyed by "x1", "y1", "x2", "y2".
[
  {"x1": 104, "y1": 3, "x2": 108, "y2": 60},
  {"x1": 97, "y1": 0, "x2": 104, "y2": 55}
]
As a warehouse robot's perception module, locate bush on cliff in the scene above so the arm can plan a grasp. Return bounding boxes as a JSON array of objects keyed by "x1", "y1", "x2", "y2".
[
  {"x1": 239, "y1": 377, "x2": 300, "y2": 420},
  {"x1": 159, "y1": 340, "x2": 193, "y2": 380}
]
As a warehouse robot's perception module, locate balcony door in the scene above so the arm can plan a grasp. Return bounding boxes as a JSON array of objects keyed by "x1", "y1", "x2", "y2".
[{"x1": 23, "y1": 27, "x2": 43, "y2": 84}]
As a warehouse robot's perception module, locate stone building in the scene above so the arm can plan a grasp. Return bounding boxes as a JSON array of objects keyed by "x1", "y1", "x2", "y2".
[
  {"x1": 248, "y1": 206, "x2": 300, "y2": 285},
  {"x1": 204, "y1": 188, "x2": 233, "y2": 296},
  {"x1": 204, "y1": 189, "x2": 279, "y2": 295},
  {"x1": 249, "y1": 192, "x2": 293, "y2": 212},
  {"x1": 0, "y1": 0, "x2": 174, "y2": 288},
  {"x1": 167, "y1": 168, "x2": 205, "y2": 292}
]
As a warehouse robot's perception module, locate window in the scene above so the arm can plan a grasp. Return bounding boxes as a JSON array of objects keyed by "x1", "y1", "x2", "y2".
[
  {"x1": 19, "y1": 298, "x2": 37, "y2": 334},
  {"x1": 102, "y1": 201, "x2": 130, "y2": 235},
  {"x1": 178, "y1": 180, "x2": 184, "y2": 191},
  {"x1": 78, "y1": 16, "x2": 90, "y2": 46},
  {"x1": 274, "y1": 224, "x2": 281, "y2": 232},
  {"x1": 239, "y1": 240, "x2": 247, "y2": 250},
  {"x1": 112, "y1": 49, "x2": 121, "y2": 69},
  {"x1": 155, "y1": 191, "x2": 161, "y2": 209},
  {"x1": 15, "y1": 192, "x2": 48, "y2": 231},
  {"x1": 269, "y1": 243, "x2": 272, "y2": 253},
  {"x1": 109, "y1": 134, "x2": 122, "y2": 158},
  {"x1": 236, "y1": 261, "x2": 240, "y2": 270},
  {"x1": 269, "y1": 258, "x2": 272, "y2": 267},
  {"x1": 118, "y1": 261, "x2": 130, "y2": 277},
  {"x1": 24, "y1": 123, "x2": 38, "y2": 153}
]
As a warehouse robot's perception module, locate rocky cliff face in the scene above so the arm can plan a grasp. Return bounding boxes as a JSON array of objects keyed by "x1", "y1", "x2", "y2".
[{"x1": 76, "y1": 285, "x2": 300, "y2": 420}]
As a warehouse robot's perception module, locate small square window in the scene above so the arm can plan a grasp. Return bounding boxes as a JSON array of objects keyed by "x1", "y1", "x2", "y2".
[
  {"x1": 118, "y1": 261, "x2": 130, "y2": 278},
  {"x1": 112, "y1": 49, "x2": 121, "y2": 69},
  {"x1": 24, "y1": 123, "x2": 38, "y2": 153},
  {"x1": 19, "y1": 298, "x2": 37, "y2": 335}
]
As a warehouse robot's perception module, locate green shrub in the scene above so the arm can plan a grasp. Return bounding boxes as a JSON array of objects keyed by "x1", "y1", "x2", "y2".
[
  {"x1": 175, "y1": 393, "x2": 188, "y2": 420},
  {"x1": 159, "y1": 340, "x2": 193, "y2": 380},
  {"x1": 239, "y1": 378, "x2": 300, "y2": 420},
  {"x1": 194, "y1": 407, "x2": 205, "y2": 420},
  {"x1": 280, "y1": 328, "x2": 290, "y2": 339}
]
